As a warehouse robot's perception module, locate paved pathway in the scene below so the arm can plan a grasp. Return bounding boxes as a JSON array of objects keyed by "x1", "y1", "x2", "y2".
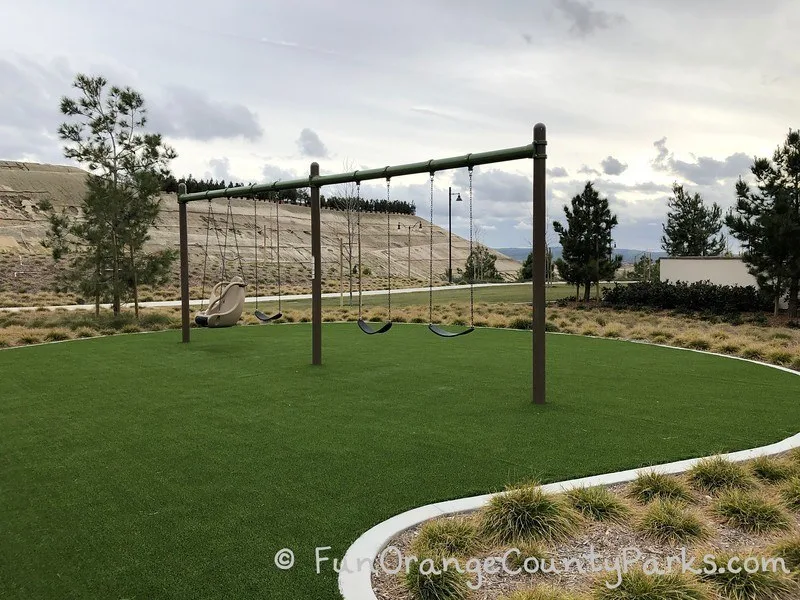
[{"x1": 1, "y1": 282, "x2": 545, "y2": 312}]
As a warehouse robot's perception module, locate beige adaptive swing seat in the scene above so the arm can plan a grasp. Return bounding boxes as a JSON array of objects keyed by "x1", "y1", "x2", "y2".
[{"x1": 194, "y1": 277, "x2": 246, "y2": 328}]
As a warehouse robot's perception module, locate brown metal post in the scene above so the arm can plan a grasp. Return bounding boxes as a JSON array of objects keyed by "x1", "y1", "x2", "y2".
[
  {"x1": 178, "y1": 183, "x2": 191, "y2": 343},
  {"x1": 311, "y1": 163, "x2": 322, "y2": 365},
  {"x1": 532, "y1": 124, "x2": 547, "y2": 404}
]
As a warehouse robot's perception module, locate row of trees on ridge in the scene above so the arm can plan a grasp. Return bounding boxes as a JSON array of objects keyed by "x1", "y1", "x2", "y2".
[{"x1": 161, "y1": 174, "x2": 417, "y2": 215}]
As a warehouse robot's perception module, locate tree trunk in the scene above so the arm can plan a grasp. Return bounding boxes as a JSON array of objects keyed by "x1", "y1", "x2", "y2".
[
  {"x1": 95, "y1": 259, "x2": 101, "y2": 318},
  {"x1": 130, "y1": 245, "x2": 139, "y2": 319},
  {"x1": 583, "y1": 281, "x2": 591, "y2": 302},
  {"x1": 112, "y1": 232, "x2": 121, "y2": 316},
  {"x1": 789, "y1": 277, "x2": 799, "y2": 318},
  {"x1": 576, "y1": 284, "x2": 580, "y2": 299},
  {"x1": 348, "y1": 255, "x2": 353, "y2": 307}
]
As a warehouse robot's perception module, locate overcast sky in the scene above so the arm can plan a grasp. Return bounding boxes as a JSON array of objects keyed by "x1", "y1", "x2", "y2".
[{"x1": 2, "y1": 0, "x2": 798, "y2": 250}]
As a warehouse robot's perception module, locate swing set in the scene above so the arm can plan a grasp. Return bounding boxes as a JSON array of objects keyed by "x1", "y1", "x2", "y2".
[{"x1": 177, "y1": 124, "x2": 548, "y2": 404}]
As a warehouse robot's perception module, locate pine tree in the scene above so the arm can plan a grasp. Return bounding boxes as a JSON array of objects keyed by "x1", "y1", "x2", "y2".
[
  {"x1": 518, "y1": 248, "x2": 554, "y2": 282},
  {"x1": 40, "y1": 74, "x2": 177, "y2": 315},
  {"x1": 553, "y1": 182, "x2": 623, "y2": 301},
  {"x1": 726, "y1": 129, "x2": 800, "y2": 316},
  {"x1": 661, "y1": 183, "x2": 726, "y2": 256},
  {"x1": 464, "y1": 245, "x2": 500, "y2": 282},
  {"x1": 630, "y1": 254, "x2": 660, "y2": 282}
]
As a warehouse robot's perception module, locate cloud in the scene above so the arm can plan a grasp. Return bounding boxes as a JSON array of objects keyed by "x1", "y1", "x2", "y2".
[
  {"x1": 549, "y1": 178, "x2": 674, "y2": 229},
  {"x1": 0, "y1": 1, "x2": 792, "y2": 252},
  {"x1": 259, "y1": 37, "x2": 340, "y2": 58},
  {"x1": 296, "y1": 128, "x2": 329, "y2": 158},
  {"x1": 0, "y1": 57, "x2": 264, "y2": 160},
  {"x1": 547, "y1": 166, "x2": 569, "y2": 178},
  {"x1": 262, "y1": 164, "x2": 301, "y2": 182},
  {"x1": 0, "y1": 57, "x2": 73, "y2": 163},
  {"x1": 0, "y1": 126, "x2": 62, "y2": 164},
  {"x1": 601, "y1": 155, "x2": 628, "y2": 176},
  {"x1": 553, "y1": 0, "x2": 626, "y2": 38},
  {"x1": 578, "y1": 165, "x2": 600, "y2": 176},
  {"x1": 588, "y1": 179, "x2": 672, "y2": 195},
  {"x1": 149, "y1": 86, "x2": 263, "y2": 142},
  {"x1": 651, "y1": 137, "x2": 752, "y2": 185},
  {"x1": 443, "y1": 167, "x2": 539, "y2": 236},
  {"x1": 260, "y1": 38, "x2": 300, "y2": 49},
  {"x1": 409, "y1": 106, "x2": 464, "y2": 122},
  {"x1": 205, "y1": 157, "x2": 236, "y2": 182}
]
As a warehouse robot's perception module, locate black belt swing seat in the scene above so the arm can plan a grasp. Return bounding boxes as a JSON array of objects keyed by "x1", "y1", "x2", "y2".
[
  {"x1": 253, "y1": 188, "x2": 283, "y2": 323},
  {"x1": 426, "y1": 169, "x2": 475, "y2": 338},
  {"x1": 358, "y1": 319, "x2": 393, "y2": 335},
  {"x1": 355, "y1": 177, "x2": 393, "y2": 335},
  {"x1": 428, "y1": 323, "x2": 473, "y2": 337}
]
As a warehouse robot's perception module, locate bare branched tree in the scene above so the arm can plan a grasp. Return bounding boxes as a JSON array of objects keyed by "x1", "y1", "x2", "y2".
[{"x1": 333, "y1": 158, "x2": 359, "y2": 305}]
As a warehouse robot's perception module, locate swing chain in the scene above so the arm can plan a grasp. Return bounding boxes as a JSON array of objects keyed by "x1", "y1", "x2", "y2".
[
  {"x1": 253, "y1": 196, "x2": 258, "y2": 309},
  {"x1": 220, "y1": 198, "x2": 231, "y2": 281},
  {"x1": 228, "y1": 198, "x2": 246, "y2": 283},
  {"x1": 386, "y1": 178, "x2": 391, "y2": 320},
  {"x1": 429, "y1": 174, "x2": 434, "y2": 323},
  {"x1": 200, "y1": 200, "x2": 213, "y2": 310},
  {"x1": 469, "y1": 167, "x2": 474, "y2": 326},
  {"x1": 356, "y1": 182, "x2": 362, "y2": 320},
  {"x1": 275, "y1": 193, "x2": 282, "y2": 312}
]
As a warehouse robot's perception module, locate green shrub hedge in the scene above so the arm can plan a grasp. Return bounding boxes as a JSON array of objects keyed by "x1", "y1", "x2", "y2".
[{"x1": 602, "y1": 280, "x2": 771, "y2": 314}]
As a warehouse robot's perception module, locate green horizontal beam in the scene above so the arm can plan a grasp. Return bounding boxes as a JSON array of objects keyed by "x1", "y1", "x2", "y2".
[{"x1": 178, "y1": 142, "x2": 546, "y2": 203}]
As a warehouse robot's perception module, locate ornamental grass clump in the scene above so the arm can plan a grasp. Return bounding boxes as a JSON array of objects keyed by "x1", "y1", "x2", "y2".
[
  {"x1": 593, "y1": 568, "x2": 708, "y2": 600},
  {"x1": 480, "y1": 483, "x2": 581, "y2": 544},
  {"x1": 637, "y1": 499, "x2": 708, "y2": 544},
  {"x1": 411, "y1": 517, "x2": 481, "y2": 559},
  {"x1": 699, "y1": 551, "x2": 797, "y2": 600},
  {"x1": 566, "y1": 486, "x2": 631, "y2": 523},
  {"x1": 688, "y1": 457, "x2": 755, "y2": 493},
  {"x1": 629, "y1": 471, "x2": 692, "y2": 504},
  {"x1": 714, "y1": 490, "x2": 791, "y2": 534}
]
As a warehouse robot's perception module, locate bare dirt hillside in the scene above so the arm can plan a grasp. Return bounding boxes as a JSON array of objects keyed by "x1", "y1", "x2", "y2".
[{"x1": 0, "y1": 161, "x2": 521, "y2": 304}]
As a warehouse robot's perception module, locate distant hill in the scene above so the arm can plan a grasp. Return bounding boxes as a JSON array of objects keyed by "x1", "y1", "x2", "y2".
[
  {"x1": 494, "y1": 247, "x2": 532, "y2": 262},
  {"x1": 0, "y1": 161, "x2": 523, "y2": 297},
  {"x1": 494, "y1": 247, "x2": 668, "y2": 264}
]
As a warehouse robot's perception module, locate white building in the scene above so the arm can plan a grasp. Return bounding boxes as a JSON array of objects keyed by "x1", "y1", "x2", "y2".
[{"x1": 660, "y1": 256, "x2": 788, "y2": 309}]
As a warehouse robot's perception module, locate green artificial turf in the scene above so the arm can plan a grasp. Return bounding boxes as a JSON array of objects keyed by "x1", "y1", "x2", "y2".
[
  {"x1": 1, "y1": 324, "x2": 798, "y2": 599},
  {"x1": 246, "y1": 281, "x2": 577, "y2": 311}
]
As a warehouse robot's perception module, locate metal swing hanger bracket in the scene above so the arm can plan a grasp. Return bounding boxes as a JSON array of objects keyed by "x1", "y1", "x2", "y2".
[{"x1": 178, "y1": 141, "x2": 545, "y2": 203}]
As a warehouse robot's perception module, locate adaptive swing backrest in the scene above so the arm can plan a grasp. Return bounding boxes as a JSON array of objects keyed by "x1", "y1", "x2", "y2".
[
  {"x1": 218, "y1": 279, "x2": 245, "y2": 315},
  {"x1": 205, "y1": 282, "x2": 225, "y2": 313},
  {"x1": 205, "y1": 280, "x2": 239, "y2": 316},
  {"x1": 206, "y1": 277, "x2": 246, "y2": 327}
]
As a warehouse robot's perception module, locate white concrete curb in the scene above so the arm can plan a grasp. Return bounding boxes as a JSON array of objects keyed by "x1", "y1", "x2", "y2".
[{"x1": 337, "y1": 343, "x2": 800, "y2": 600}]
